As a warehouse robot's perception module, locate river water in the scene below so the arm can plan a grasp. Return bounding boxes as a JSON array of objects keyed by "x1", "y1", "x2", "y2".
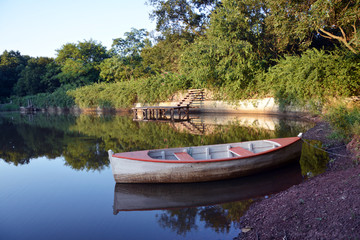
[{"x1": 0, "y1": 112, "x2": 328, "y2": 240}]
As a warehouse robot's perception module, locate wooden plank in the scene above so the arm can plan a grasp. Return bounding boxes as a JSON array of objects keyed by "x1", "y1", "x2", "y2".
[
  {"x1": 229, "y1": 147, "x2": 254, "y2": 157},
  {"x1": 174, "y1": 152, "x2": 195, "y2": 161}
]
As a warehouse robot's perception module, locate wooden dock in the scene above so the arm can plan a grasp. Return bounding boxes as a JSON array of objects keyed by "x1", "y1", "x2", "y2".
[
  {"x1": 132, "y1": 89, "x2": 204, "y2": 121},
  {"x1": 132, "y1": 106, "x2": 190, "y2": 121}
]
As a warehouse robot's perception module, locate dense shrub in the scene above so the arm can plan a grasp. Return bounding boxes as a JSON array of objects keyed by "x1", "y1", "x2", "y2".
[
  {"x1": 68, "y1": 73, "x2": 191, "y2": 108},
  {"x1": 325, "y1": 103, "x2": 360, "y2": 140},
  {"x1": 0, "y1": 103, "x2": 19, "y2": 111},
  {"x1": 12, "y1": 84, "x2": 75, "y2": 108},
  {"x1": 258, "y1": 49, "x2": 360, "y2": 111}
]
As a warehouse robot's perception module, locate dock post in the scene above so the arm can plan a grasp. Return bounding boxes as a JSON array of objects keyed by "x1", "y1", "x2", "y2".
[
  {"x1": 144, "y1": 109, "x2": 148, "y2": 120},
  {"x1": 170, "y1": 108, "x2": 174, "y2": 121},
  {"x1": 186, "y1": 106, "x2": 190, "y2": 120}
]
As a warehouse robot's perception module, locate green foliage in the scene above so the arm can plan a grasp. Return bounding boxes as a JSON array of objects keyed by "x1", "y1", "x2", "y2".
[
  {"x1": 258, "y1": 49, "x2": 360, "y2": 111},
  {"x1": 310, "y1": 0, "x2": 360, "y2": 54},
  {"x1": 56, "y1": 39, "x2": 110, "y2": 86},
  {"x1": 41, "y1": 61, "x2": 62, "y2": 92},
  {"x1": 264, "y1": 0, "x2": 315, "y2": 54},
  {"x1": 182, "y1": 33, "x2": 256, "y2": 88},
  {"x1": 0, "y1": 103, "x2": 19, "y2": 111},
  {"x1": 148, "y1": 0, "x2": 218, "y2": 35},
  {"x1": 67, "y1": 81, "x2": 137, "y2": 108},
  {"x1": 58, "y1": 58, "x2": 98, "y2": 85},
  {"x1": 99, "y1": 55, "x2": 148, "y2": 82},
  {"x1": 135, "y1": 73, "x2": 191, "y2": 103},
  {"x1": 180, "y1": 0, "x2": 265, "y2": 97},
  {"x1": 0, "y1": 50, "x2": 29, "y2": 102},
  {"x1": 142, "y1": 31, "x2": 195, "y2": 74},
  {"x1": 265, "y1": 0, "x2": 360, "y2": 54},
  {"x1": 56, "y1": 39, "x2": 109, "y2": 65},
  {"x1": 12, "y1": 84, "x2": 75, "y2": 108},
  {"x1": 14, "y1": 57, "x2": 54, "y2": 96},
  {"x1": 68, "y1": 73, "x2": 190, "y2": 108},
  {"x1": 111, "y1": 28, "x2": 149, "y2": 57},
  {"x1": 325, "y1": 103, "x2": 360, "y2": 141},
  {"x1": 100, "y1": 29, "x2": 151, "y2": 82}
]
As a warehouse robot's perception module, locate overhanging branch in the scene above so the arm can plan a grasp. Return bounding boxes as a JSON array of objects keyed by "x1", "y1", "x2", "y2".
[{"x1": 319, "y1": 27, "x2": 358, "y2": 54}]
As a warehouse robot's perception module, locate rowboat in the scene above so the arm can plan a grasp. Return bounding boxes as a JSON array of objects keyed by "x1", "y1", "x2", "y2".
[
  {"x1": 108, "y1": 134, "x2": 303, "y2": 183},
  {"x1": 113, "y1": 163, "x2": 302, "y2": 214}
]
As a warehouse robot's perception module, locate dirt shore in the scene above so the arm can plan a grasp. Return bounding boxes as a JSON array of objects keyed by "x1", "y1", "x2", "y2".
[{"x1": 239, "y1": 120, "x2": 360, "y2": 239}]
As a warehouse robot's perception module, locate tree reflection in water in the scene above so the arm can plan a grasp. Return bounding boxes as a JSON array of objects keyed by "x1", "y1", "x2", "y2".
[
  {"x1": 0, "y1": 112, "x2": 314, "y2": 172},
  {"x1": 158, "y1": 208, "x2": 198, "y2": 235},
  {"x1": 157, "y1": 200, "x2": 254, "y2": 236}
]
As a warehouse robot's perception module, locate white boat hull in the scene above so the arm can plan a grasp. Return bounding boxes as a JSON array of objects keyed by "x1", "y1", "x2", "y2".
[{"x1": 108, "y1": 137, "x2": 302, "y2": 183}]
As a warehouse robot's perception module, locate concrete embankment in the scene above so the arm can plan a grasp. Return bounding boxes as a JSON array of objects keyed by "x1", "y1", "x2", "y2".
[{"x1": 134, "y1": 97, "x2": 307, "y2": 115}]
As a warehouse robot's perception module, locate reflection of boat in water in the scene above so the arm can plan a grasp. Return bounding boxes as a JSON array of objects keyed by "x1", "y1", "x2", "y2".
[
  {"x1": 108, "y1": 135, "x2": 302, "y2": 183},
  {"x1": 113, "y1": 163, "x2": 303, "y2": 214}
]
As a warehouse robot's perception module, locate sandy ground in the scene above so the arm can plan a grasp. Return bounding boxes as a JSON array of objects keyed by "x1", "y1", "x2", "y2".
[{"x1": 238, "y1": 121, "x2": 360, "y2": 240}]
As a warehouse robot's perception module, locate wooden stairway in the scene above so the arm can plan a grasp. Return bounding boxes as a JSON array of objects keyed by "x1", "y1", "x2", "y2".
[{"x1": 176, "y1": 89, "x2": 204, "y2": 107}]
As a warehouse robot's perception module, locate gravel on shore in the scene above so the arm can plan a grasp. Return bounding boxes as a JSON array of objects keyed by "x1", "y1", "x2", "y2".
[{"x1": 239, "y1": 121, "x2": 360, "y2": 240}]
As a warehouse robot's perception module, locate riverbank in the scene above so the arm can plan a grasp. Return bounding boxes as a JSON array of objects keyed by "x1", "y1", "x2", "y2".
[{"x1": 239, "y1": 120, "x2": 360, "y2": 239}]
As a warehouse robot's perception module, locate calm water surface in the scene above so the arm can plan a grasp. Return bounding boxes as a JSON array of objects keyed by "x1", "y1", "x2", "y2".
[{"x1": 0, "y1": 112, "x2": 326, "y2": 240}]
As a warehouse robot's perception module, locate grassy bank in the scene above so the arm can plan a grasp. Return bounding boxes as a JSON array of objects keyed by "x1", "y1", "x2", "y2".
[
  {"x1": 324, "y1": 102, "x2": 360, "y2": 141},
  {"x1": 67, "y1": 73, "x2": 191, "y2": 109},
  {"x1": 0, "y1": 103, "x2": 19, "y2": 111},
  {"x1": 10, "y1": 85, "x2": 75, "y2": 109}
]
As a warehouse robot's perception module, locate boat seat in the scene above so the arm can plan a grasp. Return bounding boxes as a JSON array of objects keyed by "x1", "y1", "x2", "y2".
[
  {"x1": 174, "y1": 152, "x2": 195, "y2": 161},
  {"x1": 229, "y1": 147, "x2": 254, "y2": 157}
]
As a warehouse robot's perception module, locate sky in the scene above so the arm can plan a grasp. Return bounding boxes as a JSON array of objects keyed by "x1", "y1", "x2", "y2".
[{"x1": 0, "y1": 0, "x2": 156, "y2": 58}]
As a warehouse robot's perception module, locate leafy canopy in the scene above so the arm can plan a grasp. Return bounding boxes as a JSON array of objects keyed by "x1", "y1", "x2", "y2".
[
  {"x1": 56, "y1": 39, "x2": 110, "y2": 85},
  {"x1": 265, "y1": 0, "x2": 360, "y2": 54},
  {"x1": 148, "y1": 0, "x2": 219, "y2": 35},
  {"x1": 100, "y1": 29, "x2": 151, "y2": 82}
]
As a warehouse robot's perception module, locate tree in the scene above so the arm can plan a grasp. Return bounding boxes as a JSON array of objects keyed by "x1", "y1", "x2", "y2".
[
  {"x1": 311, "y1": 0, "x2": 360, "y2": 54},
  {"x1": 0, "y1": 50, "x2": 29, "y2": 102},
  {"x1": 265, "y1": 0, "x2": 360, "y2": 54},
  {"x1": 40, "y1": 61, "x2": 62, "y2": 93},
  {"x1": 141, "y1": 31, "x2": 194, "y2": 73},
  {"x1": 14, "y1": 57, "x2": 54, "y2": 96},
  {"x1": 56, "y1": 39, "x2": 110, "y2": 85},
  {"x1": 148, "y1": 0, "x2": 219, "y2": 35},
  {"x1": 100, "y1": 56, "x2": 146, "y2": 82},
  {"x1": 180, "y1": 0, "x2": 264, "y2": 90},
  {"x1": 111, "y1": 28, "x2": 149, "y2": 57},
  {"x1": 100, "y1": 29, "x2": 151, "y2": 82}
]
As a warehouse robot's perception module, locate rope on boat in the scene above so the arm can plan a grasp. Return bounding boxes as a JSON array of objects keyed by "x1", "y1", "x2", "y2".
[{"x1": 299, "y1": 136, "x2": 349, "y2": 158}]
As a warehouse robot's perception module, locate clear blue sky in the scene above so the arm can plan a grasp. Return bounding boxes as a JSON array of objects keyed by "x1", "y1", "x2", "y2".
[{"x1": 0, "y1": 0, "x2": 156, "y2": 58}]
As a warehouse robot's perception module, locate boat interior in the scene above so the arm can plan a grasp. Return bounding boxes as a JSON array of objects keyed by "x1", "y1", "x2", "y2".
[{"x1": 147, "y1": 140, "x2": 281, "y2": 161}]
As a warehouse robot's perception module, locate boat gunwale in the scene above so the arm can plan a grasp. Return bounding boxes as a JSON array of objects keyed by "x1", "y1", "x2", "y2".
[{"x1": 111, "y1": 137, "x2": 301, "y2": 164}]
